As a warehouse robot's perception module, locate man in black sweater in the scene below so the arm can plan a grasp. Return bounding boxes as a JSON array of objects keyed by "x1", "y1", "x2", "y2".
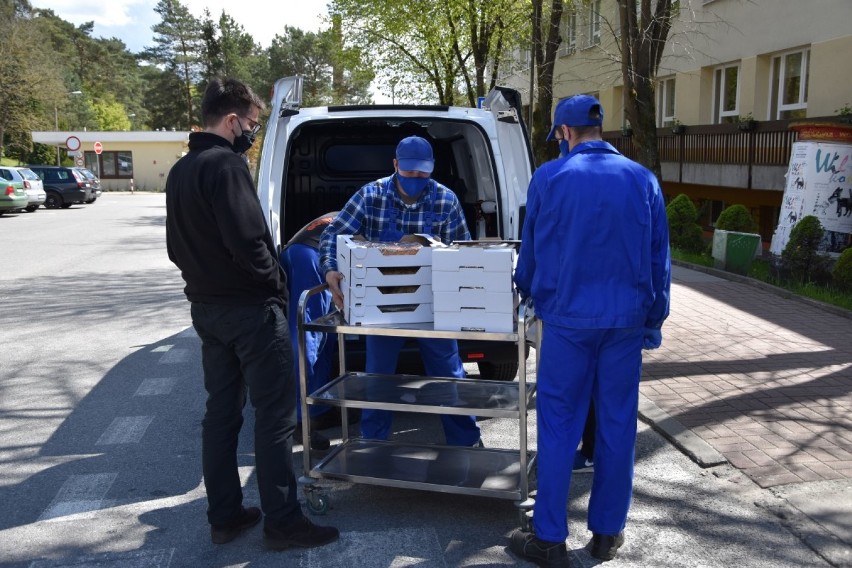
[{"x1": 166, "y1": 78, "x2": 338, "y2": 551}]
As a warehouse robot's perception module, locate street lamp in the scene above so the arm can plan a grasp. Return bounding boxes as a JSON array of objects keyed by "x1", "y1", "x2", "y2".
[{"x1": 55, "y1": 90, "x2": 83, "y2": 165}]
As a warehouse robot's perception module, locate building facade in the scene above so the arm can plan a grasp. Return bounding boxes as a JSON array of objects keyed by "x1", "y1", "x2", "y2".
[
  {"x1": 502, "y1": 0, "x2": 852, "y2": 244},
  {"x1": 31, "y1": 131, "x2": 189, "y2": 192}
]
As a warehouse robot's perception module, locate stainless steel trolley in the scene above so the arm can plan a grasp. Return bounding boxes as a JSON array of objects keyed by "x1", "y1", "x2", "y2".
[{"x1": 296, "y1": 283, "x2": 538, "y2": 525}]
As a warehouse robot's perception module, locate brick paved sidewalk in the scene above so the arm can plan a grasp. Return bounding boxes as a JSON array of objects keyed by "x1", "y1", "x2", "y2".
[{"x1": 640, "y1": 265, "x2": 852, "y2": 488}]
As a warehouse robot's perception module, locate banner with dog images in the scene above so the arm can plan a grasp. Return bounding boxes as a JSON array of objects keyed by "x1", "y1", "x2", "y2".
[{"x1": 770, "y1": 141, "x2": 852, "y2": 255}]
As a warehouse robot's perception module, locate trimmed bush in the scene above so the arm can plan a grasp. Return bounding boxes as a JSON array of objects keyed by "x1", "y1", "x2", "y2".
[
  {"x1": 666, "y1": 194, "x2": 704, "y2": 253},
  {"x1": 715, "y1": 204, "x2": 756, "y2": 233},
  {"x1": 781, "y1": 215, "x2": 831, "y2": 284},
  {"x1": 832, "y1": 247, "x2": 852, "y2": 291}
]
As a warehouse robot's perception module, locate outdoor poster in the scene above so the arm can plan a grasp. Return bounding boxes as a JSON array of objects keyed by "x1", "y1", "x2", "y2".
[{"x1": 770, "y1": 141, "x2": 852, "y2": 255}]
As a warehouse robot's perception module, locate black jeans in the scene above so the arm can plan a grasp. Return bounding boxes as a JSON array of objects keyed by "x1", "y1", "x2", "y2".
[{"x1": 191, "y1": 301, "x2": 301, "y2": 527}]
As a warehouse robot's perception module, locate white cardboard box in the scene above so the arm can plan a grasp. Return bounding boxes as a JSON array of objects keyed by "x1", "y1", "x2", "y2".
[
  {"x1": 431, "y1": 243, "x2": 517, "y2": 273},
  {"x1": 348, "y1": 303, "x2": 434, "y2": 326},
  {"x1": 433, "y1": 289, "x2": 517, "y2": 313},
  {"x1": 337, "y1": 235, "x2": 435, "y2": 270},
  {"x1": 431, "y1": 269, "x2": 514, "y2": 293},
  {"x1": 434, "y1": 309, "x2": 514, "y2": 333},
  {"x1": 347, "y1": 265, "x2": 432, "y2": 286},
  {"x1": 346, "y1": 283, "x2": 433, "y2": 306}
]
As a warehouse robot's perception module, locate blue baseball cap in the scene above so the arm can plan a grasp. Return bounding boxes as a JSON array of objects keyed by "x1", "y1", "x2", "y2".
[
  {"x1": 546, "y1": 95, "x2": 604, "y2": 141},
  {"x1": 395, "y1": 136, "x2": 434, "y2": 173}
]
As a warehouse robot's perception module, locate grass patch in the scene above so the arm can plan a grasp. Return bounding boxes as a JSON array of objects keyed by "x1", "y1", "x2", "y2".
[{"x1": 673, "y1": 250, "x2": 852, "y2": 313}]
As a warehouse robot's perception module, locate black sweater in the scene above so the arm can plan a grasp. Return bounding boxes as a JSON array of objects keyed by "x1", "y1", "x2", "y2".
[{"x1": 166, "y1": 132, "x2": 286, "y2": 306}]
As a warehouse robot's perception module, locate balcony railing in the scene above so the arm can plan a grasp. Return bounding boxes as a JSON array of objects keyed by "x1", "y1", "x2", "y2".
[{"x1": 601, "y1": 118, "x2": 807, "y2": 189}]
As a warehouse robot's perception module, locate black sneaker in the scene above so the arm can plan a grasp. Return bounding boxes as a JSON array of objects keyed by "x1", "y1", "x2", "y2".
[
  {"x1": 588, "y1": 532, "x2": 624, "y2": 561},
  {"x1": 263, "y1": 516, "x2": 339, "y2": 550},
  {"x1": 210, "y1": 506, "x2": 262, "y2": 544},
  {"x1": 294, "y1": 425, "x2": 331, "y2": 451},
  {"x1": 509, "y1": 528, "x2": 570, "y2": 567}
]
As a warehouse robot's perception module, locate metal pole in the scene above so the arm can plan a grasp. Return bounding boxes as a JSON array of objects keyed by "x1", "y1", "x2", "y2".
[{"x1": 54, "y1": 104, "x2": 60, "y2": 166}]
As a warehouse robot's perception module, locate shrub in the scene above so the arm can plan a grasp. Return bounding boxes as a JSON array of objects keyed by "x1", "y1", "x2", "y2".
[
  {"x1": 832, "y1": 247, "x2": 852, "y2": 291},
  {"x1": 781, "y1": 216, "x2": 831, "y2": 284},
  {"x1": 715, "y1": 204, "x2": 756, "y2": 233},
  {"x1": 666, "y1": 194, "x2": 704, "y2": 253}
]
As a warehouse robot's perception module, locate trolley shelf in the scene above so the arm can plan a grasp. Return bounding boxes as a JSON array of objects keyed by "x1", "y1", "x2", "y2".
[
  {"x1": 311, "y1": 439, "x2": 536, "y2": 500},
  {"x1": 308, "y1": 371, "x2": 535, "y2": 419}
]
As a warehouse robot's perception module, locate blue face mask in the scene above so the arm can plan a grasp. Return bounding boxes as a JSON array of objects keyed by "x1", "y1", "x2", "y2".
[
  {"x1": 559, "y1": 140, "x2": 569, "y2": 157},
  {"x1": 396, "y1": 173, "x2": 429, "y2": 197}
]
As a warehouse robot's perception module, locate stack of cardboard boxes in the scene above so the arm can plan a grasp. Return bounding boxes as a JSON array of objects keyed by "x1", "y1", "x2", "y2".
[{"x1": 337, "y1": 235, "x2": 518, "y2": 332}]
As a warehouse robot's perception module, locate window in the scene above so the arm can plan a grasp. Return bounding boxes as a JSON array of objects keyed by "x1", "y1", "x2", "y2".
[
  {"x1": 657, "y1": 77, "x2": 676, "y2": 127},
  {"x1": 588, "y1": 0, "x2": 601, "y2": 47},
  {"x1": 84, "y1": 151, "x2": 134, "y2": 178},
  {"x1": 713, "y1": 64, "x2": 740, "y2": 123},
  {"x1": 559, "y1": 9, "x2": 577, "y2": 56},
  {"x1": 770, "y1": 48, "x2": 809, "y2": 119}
]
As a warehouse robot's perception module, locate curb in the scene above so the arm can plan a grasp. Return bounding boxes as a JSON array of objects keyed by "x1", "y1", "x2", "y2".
[{"x1": 637, "y1": 395, "x2": 727, "y2": 468}]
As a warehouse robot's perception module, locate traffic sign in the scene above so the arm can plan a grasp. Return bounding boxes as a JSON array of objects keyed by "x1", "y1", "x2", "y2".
[
  {"x1": 94, "y1": 141, "x2": 103, "y2": 154},
  {"x1": 65, "y1": 136, "x2": 81, "y2": 151},
  {"x1": 75, "y1": 156, "x2": 84, "y2": 166}
]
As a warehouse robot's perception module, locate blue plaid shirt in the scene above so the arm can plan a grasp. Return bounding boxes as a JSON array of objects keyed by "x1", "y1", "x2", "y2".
[{"x1": 319, "y1": 175, "x2": 470, "y2": 274}]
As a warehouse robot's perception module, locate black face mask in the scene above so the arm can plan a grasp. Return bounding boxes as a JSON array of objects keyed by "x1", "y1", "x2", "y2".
[{"x1": 231, "y1": 119, "x2": 257, "y2": 154}]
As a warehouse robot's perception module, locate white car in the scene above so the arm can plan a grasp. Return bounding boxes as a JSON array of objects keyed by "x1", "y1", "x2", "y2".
[
  {"x1": 256, "y1": 76, "x2": 535, "y2": 380},
  {"x1": 0, "y1": 167, "x2": 45, "y2": 212}
]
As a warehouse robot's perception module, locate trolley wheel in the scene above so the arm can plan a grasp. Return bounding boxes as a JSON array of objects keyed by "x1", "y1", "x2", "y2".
[
  {"x1": 306, "y1": 492, "x2": 330, "y2": 515},
  {"x1": 516, "y1": 497, "x2": 535, "y2": 531}
]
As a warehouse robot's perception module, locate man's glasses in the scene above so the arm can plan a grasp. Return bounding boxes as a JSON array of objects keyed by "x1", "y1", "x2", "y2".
[{"x1": 238, "y1": 115, "x2": 262, "y2": 135}]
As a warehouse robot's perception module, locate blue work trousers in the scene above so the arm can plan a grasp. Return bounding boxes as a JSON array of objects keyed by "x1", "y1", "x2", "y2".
[
  {"x1": 363, "y1": 335, "x2": 481, "y2": 446},
  {"x1": 191, "y1": 301, "x2": 302, "y2": 528},
  {"x1": 533, "y1": 323, "x2": 643, "y2": 542}
]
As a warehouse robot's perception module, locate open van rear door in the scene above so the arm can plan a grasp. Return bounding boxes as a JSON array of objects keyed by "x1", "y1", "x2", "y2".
[
  {"x1": 257, "y1": 76, "x2": 303, "y2": 249},
  {"x1": 483, "y1": 87, "x2": 535, "y2": 240}
]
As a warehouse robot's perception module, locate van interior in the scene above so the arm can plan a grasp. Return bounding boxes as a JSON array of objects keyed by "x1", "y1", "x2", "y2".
[{"x1": 281, "y1": 118, "x2": 501, "y2": 244}]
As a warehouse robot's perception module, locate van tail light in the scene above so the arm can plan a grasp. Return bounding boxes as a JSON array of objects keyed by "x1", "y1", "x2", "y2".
[
  {"x1": 5, "y1": 185, "x2": 14, "y2": 196},
  {"x1": 78, "y1": 180, "x2": 85, "y2": 188},
  {"x1": 23, "y1": 180, "x2": 31, "y2": 189}
]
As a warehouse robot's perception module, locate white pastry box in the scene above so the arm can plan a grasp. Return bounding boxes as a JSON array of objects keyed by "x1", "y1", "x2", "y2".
[
  {"x1": 337, "y1": 235, "x2": 439, "y2": 325},
  {"x1": 432, "y1": 242, "x2": 518, "y2": 332}
]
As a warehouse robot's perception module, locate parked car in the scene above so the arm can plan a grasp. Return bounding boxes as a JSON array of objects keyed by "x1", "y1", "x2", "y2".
[
  {"x1": 26, "y1": 165, "x2": 93, "y2": 208},
  {"x1": 0, "y1": 175, "x2": 28, "y2": 215},
  {"x1": 2, "y1": 166, "x2": 46, "y2": 212},
  {"x1": 75, "y1": 168, "x2": 102, "y2": 202},
  {"x1": 256, "y1": 76, "x2": 534, "y2": 380}
]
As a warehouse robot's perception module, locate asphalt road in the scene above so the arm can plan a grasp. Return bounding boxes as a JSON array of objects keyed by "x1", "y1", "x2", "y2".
[{"x1": 0, "y1": 195, "x2": 832, "y2": 567}]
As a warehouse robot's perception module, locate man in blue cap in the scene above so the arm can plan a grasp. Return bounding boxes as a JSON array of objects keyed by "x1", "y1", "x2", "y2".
[
  {"x1": 510, "y1": 95, "x2": 671, "y2": 565},
  {"x1": 318, "y1": 135, "x2": 482, "y2": 447}
]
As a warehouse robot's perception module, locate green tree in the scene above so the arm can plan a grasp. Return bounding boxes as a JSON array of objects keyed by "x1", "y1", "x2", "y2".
[
  {"x1": 714, "y1": 204, "x2": 756, "y2": 233},
  {"x1": 0, "y1": 2, "x2": 66, "y2": 159},
  {"x1": 144, "y1": 0, "x2": 205, "y2": 128},
  {"x1": 531, "y1": 0, "x2": 565, "y2": 164},
  {"x1": 832, "y1": 247, "x2": 852, "y2": 292},
  {"x1": 265, "y1": 24, "x2": 371, "y2": 107},
  {"x1": 666, "y1": 193, "x2": 703, "y2": 253},
  {"x1": 781, "y1": 216, "x2": 831, "y2": 284},
  {"x1": 200, "y1": 10, "x2": 267, "y2": 92},
  {"x1": 616, "y1": 0, "x2": 677, "y2": 179},
  {"x1": 330, "y1": 0, "x2": 526, "y2": 105}
]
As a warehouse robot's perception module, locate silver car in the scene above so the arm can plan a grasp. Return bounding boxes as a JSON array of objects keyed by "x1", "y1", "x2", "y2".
[{"x1": 0, "y1": 167, "x2": 46, "y2": 212}]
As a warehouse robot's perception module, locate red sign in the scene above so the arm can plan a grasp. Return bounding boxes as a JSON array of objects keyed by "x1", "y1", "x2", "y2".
[{"x1": 94, "y1": 141, "x2": 103, "y2": 155}]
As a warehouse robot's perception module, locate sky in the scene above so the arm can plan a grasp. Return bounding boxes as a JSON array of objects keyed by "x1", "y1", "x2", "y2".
[{"x1": 29, "y1": 0, "x2": 331, "y2": 54}]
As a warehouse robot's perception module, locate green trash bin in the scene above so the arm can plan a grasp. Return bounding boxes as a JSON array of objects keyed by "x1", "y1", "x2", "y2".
[{"x1": 724, "y1": 231, "x2": 761, "y2": 275}]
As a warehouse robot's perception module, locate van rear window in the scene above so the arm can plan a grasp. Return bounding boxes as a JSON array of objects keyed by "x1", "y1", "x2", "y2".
[{"x1": 325, "y1": 144, "x2": 395, "y2": 174}]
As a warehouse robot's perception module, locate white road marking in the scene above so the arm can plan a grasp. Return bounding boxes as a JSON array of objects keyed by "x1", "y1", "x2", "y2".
[
  {"x1": 304, "y1": 527, "x2": 446, "y2": 567},
  {"x1": 96, "y1": 416, "x2": 154, "y2": 445},
  {"x1": 28, "y1": 548, "x2": 175, "y2": 567},
  {"x1": 38, "y1": 473, "x2": 117, "y2": 521},
  {"x1": 158, "y1": 348, "x2": 189, "y2": 364},
  {"x1": 134, "y1": 377, "x2": 177, "y2": 396}
]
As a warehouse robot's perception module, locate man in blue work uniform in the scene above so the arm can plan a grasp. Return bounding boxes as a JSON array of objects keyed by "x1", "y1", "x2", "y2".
[
  {"x1": 280, "y1": 212, "x2": 339, "y2": 452},
  {"x1": 319, "y1": 135, "x2": 482, "y2": 447},
  {"x1": 510, "y1": 95, "x2": 671, "y2": 566}
]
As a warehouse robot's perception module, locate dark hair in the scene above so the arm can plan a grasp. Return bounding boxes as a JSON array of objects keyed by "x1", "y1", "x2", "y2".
[
  {"x1": 569, "y1": 125, "x2": 602, "y2": 138},
  {"x1": 201, "y1": 78, "x2": 266, "y2": 127}
]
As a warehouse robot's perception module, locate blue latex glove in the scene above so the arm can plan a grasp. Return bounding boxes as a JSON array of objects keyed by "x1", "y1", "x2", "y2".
[{"x1": 643, "y1": 328, "x2": 662, "y2": 350}]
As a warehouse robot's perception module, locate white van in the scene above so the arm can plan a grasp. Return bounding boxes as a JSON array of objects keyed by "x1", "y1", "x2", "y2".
[{"x1": 257, "y1": 76, "x2": 535, "y2": 380}]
